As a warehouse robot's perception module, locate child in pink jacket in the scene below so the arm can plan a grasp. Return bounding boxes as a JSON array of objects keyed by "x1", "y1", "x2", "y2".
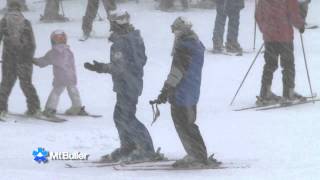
[{"x1": 34, "y1": 30, "x2": 87, "y2": 117}]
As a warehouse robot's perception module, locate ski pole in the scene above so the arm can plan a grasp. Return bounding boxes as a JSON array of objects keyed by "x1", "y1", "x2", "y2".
[
  {"x1": 230, "y1": 43, "x2": 264, "y2": 106},
  {"x1": 253, "y1": 0, "x2": 257, "y2": 50},
  {"x1": 149, "y1": 100, "x2": 161, "y2": 125},
  {"x1": 300, "y1": 33, "x2": 315, "y2": 103}
]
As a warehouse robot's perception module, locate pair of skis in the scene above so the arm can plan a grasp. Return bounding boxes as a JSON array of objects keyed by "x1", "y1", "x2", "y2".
[
  {"x1": 0, "y1": 113, "x2": 102, "y2": 123},
  {"x1": 234, "y1": 96, "x2": 319, "y2": 111},
  {"x1": 208, "y1": 48, "x2": 254, "y2": 57},
  {"x1": 65, "y1": 159, "x2": 249, "y2": 171}
]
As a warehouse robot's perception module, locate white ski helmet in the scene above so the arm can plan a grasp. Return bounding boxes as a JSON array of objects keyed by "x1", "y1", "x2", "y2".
[
  {"x1": 109, "y1": 10, "x2": 130, "y2": 25},
  {"x1": 50, "y1": 30, "x2": 67, "y2": 45}
]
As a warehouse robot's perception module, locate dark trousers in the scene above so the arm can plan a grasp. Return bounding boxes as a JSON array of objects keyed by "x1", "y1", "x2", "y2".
[
  {"x1": 159, "y1": 0, "x2": 189, "y2": 10},
  {"x1": 212, "y1": 1, "x2": 240, "y2": 46},
  {"x1": 43, "y1": 0, "x2": 60, "y2": 18},
  {"x1": 171, "y1": 105, "x2": 207, "y2": 162},
  {"x1": 0, "y1": 62, "x2": 40, "y2": 113},
  {"x1": 261, "y1": 42, "x2": 295, "y2": 96},
  {"x1": 113, "y1": 94, "x2": 155, "y2": 154},
  {"x1": 82, "y1": 0, "x2": 117, "y2": 35}
]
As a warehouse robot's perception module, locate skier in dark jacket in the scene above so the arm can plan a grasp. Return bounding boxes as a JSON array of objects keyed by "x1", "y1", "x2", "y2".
[
  {"x1": 256, "y1": 0, "x2": 305, "y2": 104},
  {"x1": 84, "y1": 11, "x2": 162, "y2": 162},
  {"x1": 2, "y1": 0, "x2": 28, "y2": 12},
  {"x1": 81, "y1": 0, "x2": 117, "y2": 39},
  {"x1": 159, "y1": 0, "x2": 189, "y2": 11},
  {"x1": 40, "y1": 0, "x2": 69, "y2": 22},
  {"x1": 154, "y1": 17, "x2": 219, "y2": 168},
  {"x1": 0, "y1": 2, "x2": 40, "y2": 117},
  {"x1": 212, "y1": 0, "x2": 244, "y2": 53}
]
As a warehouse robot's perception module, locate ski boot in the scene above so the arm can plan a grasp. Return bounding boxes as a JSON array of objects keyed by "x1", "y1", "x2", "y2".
[
  {"x1": 65, "y1": 106, "x2": 88, "y2": 116},
  {"x1": 206, "y1": 154, "x2": 222, "y2": 168},
  {"x1": 225, "y1": 41, "x2": 243, "y2": 54},
  {"x1": 79, "y1": 32, "x2": 90, "y2": 41},
  {"x1": 256, "y1": 85, "x2": 282, "y2": 105},
  {"x1": 172, "y1": 155, "x2": 207, "y2": 169},
  {"x1": 283, "y1": 88, "x2": 307, "y2": 102},
  {"x1": 99, "y1": 148, "x2": 134, "y2": 163},
  {"x1": 43, "y1": 108, "x2": 57, "y2": 118},
  {"x1": 0, "y1": 110, "x2": 7, "y2": 118},
  {"x1": 25, "y1": 109, "x2": 42, "y2": 118},
  {"x1": 123, "y1": 147, "x2": 167, "y2": 163},
  {"x1": 212, "y1": 42, "x2": 223, "y2": 54}
]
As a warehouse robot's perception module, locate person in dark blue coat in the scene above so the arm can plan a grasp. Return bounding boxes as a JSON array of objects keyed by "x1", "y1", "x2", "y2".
[
  {"x1": 159, "y1": 0, "x2": 189, "y2": 11},
  {"x1": 212, "y1": 0, "x2": 244, "y2": 53},
  {"x1": 84, "y1": 11, "x2": 162, "y2": 163},
  {"x1": 155, "y1": 17, "x2": 220, "y2": 168}
]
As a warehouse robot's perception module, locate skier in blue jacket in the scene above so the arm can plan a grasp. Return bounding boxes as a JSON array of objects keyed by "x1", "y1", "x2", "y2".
[
  {"x1": 155, "y1": 17, "x2": 220, "y2": 168},
  {"x1": 84, "y1": 11, "x2": 162, "y2": 163}
]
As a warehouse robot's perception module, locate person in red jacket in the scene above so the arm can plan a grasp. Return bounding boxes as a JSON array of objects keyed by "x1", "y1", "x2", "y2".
[{"x1": 255, "y1": 0, "x2": 305, "y2": 104}]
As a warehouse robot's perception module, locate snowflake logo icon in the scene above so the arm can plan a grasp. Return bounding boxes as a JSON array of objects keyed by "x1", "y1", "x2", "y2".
[{"x1": 32, "y1": 147, "x2": 49, "y2": 163}]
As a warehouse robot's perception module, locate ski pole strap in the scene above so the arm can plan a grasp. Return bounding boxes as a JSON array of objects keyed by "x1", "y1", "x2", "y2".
[{"x1": 150, "y1": 101, "x2": 160, "y2": 126}]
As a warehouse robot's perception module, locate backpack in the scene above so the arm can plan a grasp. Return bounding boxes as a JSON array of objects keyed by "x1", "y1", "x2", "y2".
[{"x1": 4, "y1": 10, "x2": 26, "y2": 48}]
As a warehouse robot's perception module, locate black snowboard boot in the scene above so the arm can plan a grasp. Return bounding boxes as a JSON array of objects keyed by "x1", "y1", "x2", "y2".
[{"x1": 257, "y1": 85, "x2": 282, "y2": 105}]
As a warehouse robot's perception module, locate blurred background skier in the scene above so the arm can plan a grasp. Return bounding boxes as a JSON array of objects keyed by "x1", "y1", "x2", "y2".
[
  {"x1": 212, "y1": 0, "x2": 244, "y2": 53},
  {"x1": 84, "y1": 11, "x2": 163, "y2": 163},
  {"x1": 0, "y1": 2, "x2": 41, "y2": 117},
  {"x1": 33, "y1": 30, "x2": 88, "y2": 118},
  {"x1": 255, "y1": 0, "x2": 306, "y2": 105},
  {"x1": 1, "y1": 0, "x2": 28, "y2": 13},
  {"x1": 158, "y1": 0, "x2": 189, "y2": 11},
  {"x1": 40, "y1": 0, "x2": 69, "y2": 22},
  {"x1": 154, "y1": 17, "x2": 220, "y2": 168},
  {"x1": 81, "y1": 0, "x2": 117, "y2": 40}
]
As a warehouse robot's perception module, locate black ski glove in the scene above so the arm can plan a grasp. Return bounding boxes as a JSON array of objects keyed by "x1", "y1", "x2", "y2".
[
  {"x1": 84, "y1": 60, "x2": 107, "y2": 73},
  {"x1": 299, "y1": 26, "x2": 305, "y2": 34},
  {"x1": 157, "y1": 84, "x2": 174, "y2": 104}
]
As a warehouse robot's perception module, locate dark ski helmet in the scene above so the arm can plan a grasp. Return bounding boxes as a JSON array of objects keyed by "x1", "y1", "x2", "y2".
[
  {"x1": 8, "y1": 1, "x2": 21, "y2": 11},
  {"x1": 171, "y1": 16, "x2": 193, "y2": 33},
  {"x1": 51, "y1": 30, "x2": 67, "y2": 45}
]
